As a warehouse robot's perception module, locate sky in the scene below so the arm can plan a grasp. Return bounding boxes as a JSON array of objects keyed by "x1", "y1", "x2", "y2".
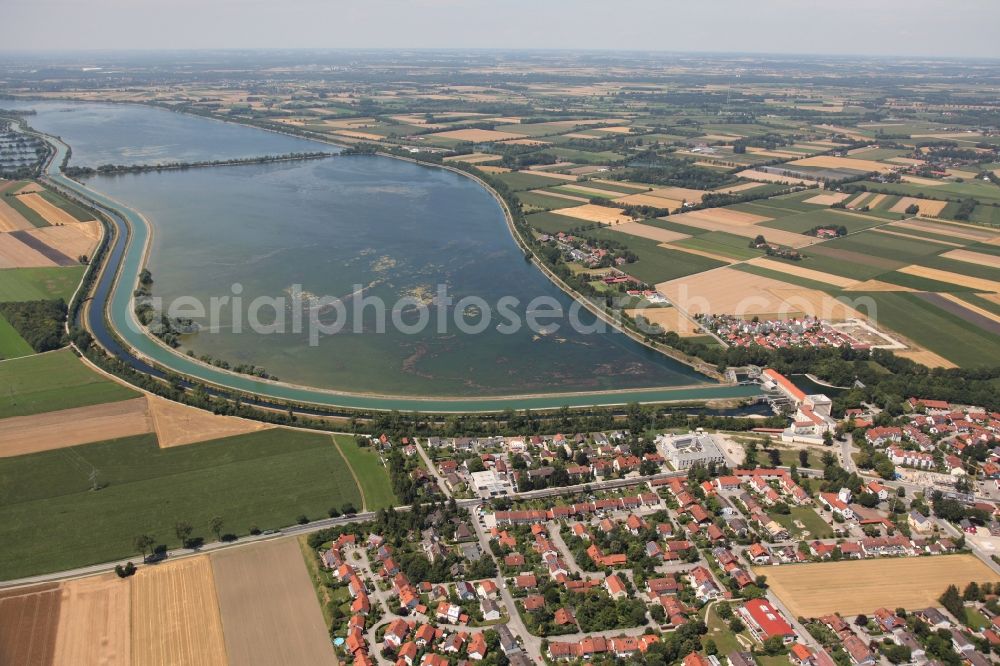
[{"x1": 5, "y1": 0, "x2": 999, "y2": 59}]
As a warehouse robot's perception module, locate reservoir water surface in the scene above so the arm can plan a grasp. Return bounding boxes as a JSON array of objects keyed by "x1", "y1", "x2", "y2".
[{"x1": 11, "y1": 99, "x2": 714, "y2": 396}]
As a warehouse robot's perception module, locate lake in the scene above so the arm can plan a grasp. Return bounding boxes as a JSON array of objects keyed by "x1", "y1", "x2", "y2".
[
  {"x1": 1, "y1": 99, "x2": 323, "y2": 167},
  {"x1": 16, "y1": 98, "x2": 715, "y2": 397}
]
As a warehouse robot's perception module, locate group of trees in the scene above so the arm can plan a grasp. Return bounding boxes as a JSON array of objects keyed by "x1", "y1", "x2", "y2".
[
  {"x1": 132, "y1": 515, "x2": 226, "y2": 560},
  {"x1": 63, "y1": 151, "x2": 333, "y2": 178},
  {"x1": 0, "y1": 299, "x2": 68, "y2": 353}
]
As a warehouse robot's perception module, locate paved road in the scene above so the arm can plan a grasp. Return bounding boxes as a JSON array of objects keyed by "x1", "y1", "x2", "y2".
[{"x1": 416, "y1": 440, "x2": 451, "y2": 497}]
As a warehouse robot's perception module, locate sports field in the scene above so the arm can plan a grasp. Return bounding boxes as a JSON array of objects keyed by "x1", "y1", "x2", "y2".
[
  {"x1": 0, "y1": 349, "x2": 139, "y2": 419},
  {"x1": 0, "y1": 429, "x2": 365, "y2": 578},
  {"x1": 760, "y1": 554, "x2": 1000, "y2": 618},
  {"x1": 211, "y1": 538, "x2": 337, "y2": 666}
]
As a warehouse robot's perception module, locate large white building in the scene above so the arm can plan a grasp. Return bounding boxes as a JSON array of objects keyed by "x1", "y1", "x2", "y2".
[
  {"x1": 470, "y1": 469, "x2": 514, "y2": 498},
  {"x1": 656, "y1": 431, "x2": 726, "y2": 470},
  {"x1": 763, "y1": 369, "x2": 836, "y2": 443}
]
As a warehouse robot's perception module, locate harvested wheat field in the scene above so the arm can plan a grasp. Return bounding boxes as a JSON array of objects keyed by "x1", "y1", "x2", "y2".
[
  {"x1": 804, "y1": 192, "x2": 851, "y2": 206},
  {"x1": 845, "y1": 192, "x2": 872, "y2": 209},
  {"x1": 736, "y1": 169, "x2": 823, "y2": 187},
  {"x1": 613, "y1": 193, "x2": 682, "y2": 210},
  {"x1": 211, "y1": 539, "x2": 337, "y2": 666},
  {"x1": 901, "y1": 175, "x2": 944, "y2": 187},
  {"x1": 683, "y1": 208, "x2": 772, "y2": 226},
  {"x1": 661, "y1": 243, "x2": 738, "y2": 264},
  {"x1": 476, "y1": 165, "x2": 510, "y2": 174},
  {"x1": 896, "y1": 349, "x2": 958, "y2": 368},
  {"x1": 614, "y1": 221, "x2": 689, "y2": 243},
  {"x1": 593, "y1": 125, "x2": 633, "y2": 134},
  {"x1": 441, "y1": 152, "x2": 501, "y2": 164},
  {"x1": 431, "y1": 128, "x2": 525, "y2": 142},
  {"x1": 647, "y1": 186, "x2": 707, "y2": 203},
  {"x1": 558, "y1": 183, "x2": 632, "y2": 198},
  {"x1": 0, "y1": 198, "x2": 33, "y2": 231},
  {"x1": 19, "y1": 193, "x2": 92, "y2": 226},
  {"x1": 747, "y1": 148, "x2": 803, "y2": 159},
  {"x1": 656, "y1": 267, "x2": 859, "y2": 320},
  {"x1": 842, "y1": 279, "x2": 916, "y2": 292},
  {"x1": 664, "y1": 213, "x2": 814, "y2": 249},
  {"x1": 498, "y1": 138, "x2": 550, "y2": 146},
  {"x1": 131, "y1": 556, "x2": 227, "y2": 666},
  {"x1": 892, "y1": 219, "x2": 997, "y2": 243},
  {"x1": 0, "y1": 583, "x2": 61, "y2": 666},
  {"x1": 714, "y1": 182, "x2": 764, "y2": 195},
  {"x1": 532, "y1": 189, "x2": 588, "y2": 203},
  {"x1": 789, "y1": 156, "x2": 896, "y2": 173},
  {"x1": 332, "y1": 130, "x2": 384, "y2": 141},
  {"x1": 24, "y1": 221, "x2": 101, "y2": 260},
  {"x1": 625, "y1": 307, "x2": 704, "y2": 336},
  {"x1": 897, "y1": 265, "x2": 1000, "y2": 293},
  {"x1": 551, "y1": 204, "x2": 634, "y2": 225},
  {"x1": 0, "y1": 233, "x2": 57, "y2": 268},
  {"x1": 746, "y1": 257, "x2": 857, "y2": 288},
  {"x1": 759, "y1": 554, "x2": 996, "y2": 618},
  {"x1": 866, "y1": 193, "x2": 888, "y2": 208},
  {"x1": 889, "y1": 197, "x2": 948, "y2": 217},
  {"x1": 527, "y1": 171, "x2": 576, "y2": 181},
  {"x1": 53, "y1": 574, "x2": 131, "y2": 666},
  {"x1": 0, "y1": 397, "x2": 152, "y2": 457},
  {"x1": 146, "y1": 394, "x2": 273, "y2": 448},
  {"x1": 941, "y1": 249, "x2": 1000, "y2": 269}
]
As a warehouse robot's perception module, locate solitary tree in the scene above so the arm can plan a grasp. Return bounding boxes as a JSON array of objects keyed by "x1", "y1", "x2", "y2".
[
  {"x1": 134, "y1": 534, "x2": 155, "y2": 560},
  {"x1": 210, "y1": 516, "x2": 224, "y2": 542},
  {"x1": 175, "y1": 521, "x2": 193, "y2": 547}
]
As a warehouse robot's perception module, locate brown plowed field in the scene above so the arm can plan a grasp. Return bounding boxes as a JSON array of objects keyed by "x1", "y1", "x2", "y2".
[
  {"x1": 0, "y1": 583, "x2": 61, "y2": 666},
  {"x1": 211, "y1": 538, "x2": 337, "y2": 666}
]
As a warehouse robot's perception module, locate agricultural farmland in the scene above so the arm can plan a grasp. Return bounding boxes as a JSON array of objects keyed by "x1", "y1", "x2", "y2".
[
  {"x1": 131, "y1": 556, "x2": 227, "y2": 666},
  {"x1": 211, "y1": 538, "x2": 337, "y2": 666},
  {"x1": 0, "y1": 349, "x2": 139, "y2": 419},
  {"x1": 0, "y1": 428, "x2": 372, "y2": 578},
  {"x1": 759, "y1": 555, "x2": 1000, "y2": 618}
]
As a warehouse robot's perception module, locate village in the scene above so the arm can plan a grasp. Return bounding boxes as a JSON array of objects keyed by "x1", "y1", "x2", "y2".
[{"x1": 305, "y1": 373, "x2": 1000, "y2": 666}]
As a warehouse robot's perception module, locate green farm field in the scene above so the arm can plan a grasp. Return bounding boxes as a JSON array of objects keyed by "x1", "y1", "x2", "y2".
[
  {"x1": 525, "y1": 211, "x2": 587, "y2": 235},
  {"x1": 856, "y1": 180, "x2": 1000, "y2": 206},
  {"x1": 858, "y1": 292, "x2": 1000, "y2": 367},
  {"x1": 516, "y1": 190, "x2": 585, "y2": 212},
  {"x1": 493, "y1": 171, "x2": 569, "y2": 192},
  {"x1": 759, "y1": 209, "x2": 884, "y2": 235},
  {"x1": 334, "y1": 435, "x2": 397, "y2": 511},
  {"x1": 37, "y1": 187, "x2": 96, "y2": 221},
  {"x1": 0, "y1": 429, "x2": 365, "y2": 579},
  {"x1": 0, "y1": 314, "x2": 33, "y2": 360},
  {"x1": 593, "y1": 227, "x2": 727, "y2": 283},
  {"x1": 0, "y1": 348, "x2": 139, "y2": 418},
  {"x1": 0, "y1": 266, "x2": 86, "y2": 302},
  {"x1": 672, "y1": 232, "x2": 762, "y2": 261}
]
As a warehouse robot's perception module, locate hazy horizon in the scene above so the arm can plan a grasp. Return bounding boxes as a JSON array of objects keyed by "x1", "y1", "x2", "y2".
[{"x1": 4, "y1": 0, "x2": 999, "y2": 59}]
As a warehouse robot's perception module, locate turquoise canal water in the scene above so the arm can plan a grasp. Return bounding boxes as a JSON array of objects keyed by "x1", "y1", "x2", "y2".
[{"x1": 24, "y1": 99, "x2": 760, "y2": 408}]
